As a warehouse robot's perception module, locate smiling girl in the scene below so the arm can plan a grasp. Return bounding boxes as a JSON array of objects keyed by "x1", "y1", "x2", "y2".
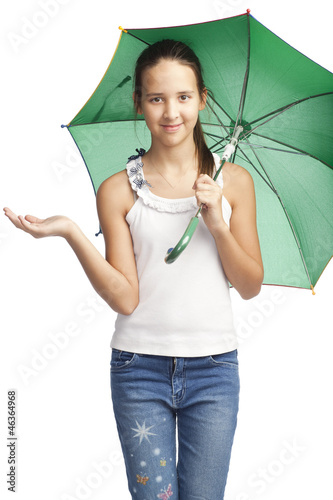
[{"x1": 4, "y1": 39, "x2": 263, "y2": 499}]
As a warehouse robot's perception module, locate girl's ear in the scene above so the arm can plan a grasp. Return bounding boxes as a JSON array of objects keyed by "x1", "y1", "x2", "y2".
[
  {"x1": 133, "y1": 91, "x2": 143, "y2": 115},
  {"x1": 199, "y1": 87, "x2": 208, "y2": 111}
]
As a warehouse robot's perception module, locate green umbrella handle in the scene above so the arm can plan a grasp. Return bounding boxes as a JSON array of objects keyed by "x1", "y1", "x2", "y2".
[
  {"x1": 164, "y1": 161, "x2": 225, "y2": 264},
  {"x1": 164, "y1": 126, "x2": 243, "y2": 264},
  {"x1": 164, "y1": 216, "x2": 200, "y2": 264}
]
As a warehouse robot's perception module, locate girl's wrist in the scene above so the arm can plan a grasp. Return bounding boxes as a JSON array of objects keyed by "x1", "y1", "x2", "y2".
[
  {"x1": 64, "y1": 219, "x2": 80, "y2": 242},
  {"x1": 210, "y1": 220, "x2": 230, "y2": 241}
]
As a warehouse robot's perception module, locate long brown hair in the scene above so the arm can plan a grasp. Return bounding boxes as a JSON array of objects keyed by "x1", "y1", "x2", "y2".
[{"x1": 133, "y1": 39, "x2": 214, "y2": 177}]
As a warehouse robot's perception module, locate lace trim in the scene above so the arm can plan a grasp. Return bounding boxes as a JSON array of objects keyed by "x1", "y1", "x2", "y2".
[{"x1": 126, "y1": 149, "x2": 223, "y2": 214}]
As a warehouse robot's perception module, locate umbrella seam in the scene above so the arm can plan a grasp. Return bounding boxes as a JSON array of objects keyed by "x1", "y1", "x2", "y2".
[
  {"x1": 125, "y1": 12, "x2": 249, "y2": 33},
  {"x1": 68, "y1": 30, "x2": 125, "y2": 127},
  {"x1": 243, "y1": 137, "x2": 313, "y2": 289}
]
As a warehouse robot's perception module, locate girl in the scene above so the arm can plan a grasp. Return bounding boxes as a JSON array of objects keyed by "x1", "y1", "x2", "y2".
[{"x1": 4, "y1": 39, "x2": 263, "y2": 499}]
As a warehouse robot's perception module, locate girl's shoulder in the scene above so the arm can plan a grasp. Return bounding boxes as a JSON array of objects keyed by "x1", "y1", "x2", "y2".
[
  {"x1": 96, "y1": 169, "x2": 134, "y2": 217},
  {"x1": 222, "y1": 161, "x2": 252, "y2": 179},
  {"x1": 222, "y1": 162, "x2": 255, "y2": 209}
]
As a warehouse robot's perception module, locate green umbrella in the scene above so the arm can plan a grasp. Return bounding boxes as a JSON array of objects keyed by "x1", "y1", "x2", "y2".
[{"x1": 62, "y1": 10, "x2": 333, "y2": 293}]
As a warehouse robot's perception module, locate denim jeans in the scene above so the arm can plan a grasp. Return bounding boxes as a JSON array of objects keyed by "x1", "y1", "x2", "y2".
[{"x1": 110, "y1": 349, "x2": 240, "y2": 500}]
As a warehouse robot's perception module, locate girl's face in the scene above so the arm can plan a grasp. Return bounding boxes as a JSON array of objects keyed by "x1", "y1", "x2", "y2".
[{"x1": 135, "y1": 59, "x2": 207, "y2": 149}]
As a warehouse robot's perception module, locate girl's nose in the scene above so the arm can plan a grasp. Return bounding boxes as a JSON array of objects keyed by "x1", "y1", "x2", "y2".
[{"x1": 163, "y1": 100, "x2": 179, "y2": 121}]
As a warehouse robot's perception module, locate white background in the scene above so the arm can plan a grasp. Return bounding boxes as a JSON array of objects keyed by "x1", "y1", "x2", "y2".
[{"x1": 1, "y1": 1, "x2": 332, "y2": 499}]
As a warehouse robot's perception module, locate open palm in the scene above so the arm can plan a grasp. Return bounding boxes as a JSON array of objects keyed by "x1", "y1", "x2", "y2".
[{"x1": 3, "y1": 207, "x2": 72, "y2": 239}]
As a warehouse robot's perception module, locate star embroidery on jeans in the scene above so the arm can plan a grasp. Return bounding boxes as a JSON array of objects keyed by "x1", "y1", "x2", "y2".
[{"x1": 131, "y1": 420, "x2": 157, "y2": 444}]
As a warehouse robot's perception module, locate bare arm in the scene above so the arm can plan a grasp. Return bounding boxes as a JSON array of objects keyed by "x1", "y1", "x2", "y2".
[
  {"x1": 3, "y1": 172, "x2": 139, "y2": 314},
  {"x1": 61, "y1": 172, "x2": 139, "y2": 314},
  {"x1": 193, "y1": 166, "x2": 264, "y2": 299},
  {"x1": 93, "y1": 171, "x2": 139, "y2": 314}
]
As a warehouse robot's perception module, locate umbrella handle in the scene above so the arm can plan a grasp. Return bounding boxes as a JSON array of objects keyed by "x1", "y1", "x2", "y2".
[
  {"x1": 164, "y1": 126, "x2": 243, "y2": 265},
  {"x1": 164, "y1": 159, "x2": 226, "y2": 265},
  {"x1": 164, "y1": 216, "x2": 199, "y2": 264}
]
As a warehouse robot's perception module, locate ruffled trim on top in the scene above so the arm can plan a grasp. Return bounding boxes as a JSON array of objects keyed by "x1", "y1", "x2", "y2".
[{"x1": 126, "y1": 149, "x2": 223, "y2": 214}]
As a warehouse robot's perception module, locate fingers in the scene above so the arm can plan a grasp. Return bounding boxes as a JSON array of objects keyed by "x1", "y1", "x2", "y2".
[
  {"x1": 192, "y1": 174, "x2": 215, "y2": 190},
  {"x1": 192, "y1": 175, "x2": 222, "y2": 209},
  {"x1": 23, "y1": 214, "x2": 45, "y2": 224},
  {"x1": 3, "y1": 207, "x2": 44, "y2": 237},
  {"x1": 195, "y1": 191, "x2": 214, "y2": 209},
  {"x1": 17, "y1": 215, "x2": 35, "y2": 232},
  {"x1": 3, "y1": 207, "x2": 25, "y2": 230}
]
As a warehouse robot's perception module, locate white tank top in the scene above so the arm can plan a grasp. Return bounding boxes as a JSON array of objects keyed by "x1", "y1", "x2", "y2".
[{"x1": 110, "y1": 150, "x2": 238, "y2": 357}]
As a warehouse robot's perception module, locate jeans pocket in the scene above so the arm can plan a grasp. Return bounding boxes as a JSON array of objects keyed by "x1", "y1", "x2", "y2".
[
  {"x1": 110, "y1": 349, "x2": 137, "y2": 371},
  {"x1": 209, "y1": 349, "x2": 239, "y2": 368}
]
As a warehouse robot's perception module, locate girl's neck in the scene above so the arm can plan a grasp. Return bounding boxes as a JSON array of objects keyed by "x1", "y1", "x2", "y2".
[
  {"x1": 142, "y1": 139, "x2": 199, "y2": 198},
  {"x1": 146, "y1": 139, "x2": 198, "y2": 174}
]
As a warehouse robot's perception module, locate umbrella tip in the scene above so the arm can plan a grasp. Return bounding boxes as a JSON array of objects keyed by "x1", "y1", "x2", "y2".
[
  {"x1": 246, "y1": 8, "x2": 251, "y2": 15},
  {"x1": 311, "y1": 285, "x2": 316, "y2": 295},
  {"x1": 119, "y1": 26, "x2": 128, "y2": 33}
]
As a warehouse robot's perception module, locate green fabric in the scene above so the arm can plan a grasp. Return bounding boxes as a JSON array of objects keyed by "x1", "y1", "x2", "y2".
[{"x1": 66, "y1": 13, "x2": 333, "y2": 290}]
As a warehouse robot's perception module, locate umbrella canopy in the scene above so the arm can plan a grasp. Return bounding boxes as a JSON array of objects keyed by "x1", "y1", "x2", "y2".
[{"x1": 63, "y1": 11, "x2": 333, "y2": 292}]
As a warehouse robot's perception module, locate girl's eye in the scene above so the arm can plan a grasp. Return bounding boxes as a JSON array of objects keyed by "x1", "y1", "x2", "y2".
[
  {"x1": 150, "y1": 97, "x2": 163, "y2": 103},
  {"x1": 179, "y1": 95, "x2": 189, "y2": 101}
]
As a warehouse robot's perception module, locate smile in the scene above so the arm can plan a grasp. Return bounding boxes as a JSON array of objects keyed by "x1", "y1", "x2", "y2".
[{"x1": 161, "y1": 123, "x2": 183, "y2": 132}]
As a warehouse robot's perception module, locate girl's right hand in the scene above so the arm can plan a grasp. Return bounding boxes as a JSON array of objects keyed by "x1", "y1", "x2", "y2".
[{"x1": 3, "y1": 207, "x2": 73, "y2": 240}]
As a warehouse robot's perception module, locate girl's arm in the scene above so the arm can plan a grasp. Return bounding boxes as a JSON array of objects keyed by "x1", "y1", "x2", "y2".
[
  {"x1": 93, "y1": 172, "x2": 139, "y2": 314},
  {"x1": 3, "y1": 173, "x2": 139, "y2": 315},
  {"x1": 193, "y1": 167, "x2": 264, "y2": 300}
]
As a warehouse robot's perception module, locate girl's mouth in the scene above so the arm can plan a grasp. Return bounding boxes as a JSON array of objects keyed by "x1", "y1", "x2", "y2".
[{"x1": 161, "y1": 123, "x2": 183, "y2": 132}]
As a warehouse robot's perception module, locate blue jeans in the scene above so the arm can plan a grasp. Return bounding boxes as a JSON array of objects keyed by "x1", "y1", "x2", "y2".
[{"x1": 110, "y1": 349, "x2": 240, "y2": 500}]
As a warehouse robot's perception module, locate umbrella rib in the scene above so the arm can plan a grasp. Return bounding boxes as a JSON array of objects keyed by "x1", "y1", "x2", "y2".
[
  {"x1": 206, "y1": 137, "x2": 227, "y2": 153},
  {"x1": 205, "y1": 100, "x2": 232, "y2": 139},
  {"x1": 204, "y1": 131, "x2": 229, "y2": 153},
  {"x1": 206, "y1": 95, "x2": 234, "y2": 128},
  {"x1": 242, "y1": 92, "x2": 333, "y2": 140},
  {"x1": 250, "y1": 132, "x2": 333, "y2": 169},
  {"x1": 204, "y1": 131, "x2": 228, "y2": 140},
  {"x1": 234, "y1": 12, "x2": 251, "y2": 129},
  {"x1": 201, "y1": 123, "x2": 233, "y2": 130},
  {"x1": 67, "y1": 118, "x2": 146, "y2": 127},
  {"x1": 242, "y1": 137, "x2": 313, "y2": 289},
  {"x1": 123, "y1": 30, "x2": 150, "y2": 46},
  {"x1": 241, "y1": 143, "x2": 308, "y2": 155},
  {"x1": 204, "y1": 100, "x2": 241, "y2": 157},
  {"x1": 235, "y1": 144, "x2": 276, "y2": 191}
]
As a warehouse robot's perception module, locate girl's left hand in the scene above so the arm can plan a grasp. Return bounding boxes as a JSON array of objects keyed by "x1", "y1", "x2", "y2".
[
  {"x1": 3, "y1": 207, "x2": 73, "y2": 240},
  {"x1": 192, "y1": 174, "x2": 227, "y2": 235}
]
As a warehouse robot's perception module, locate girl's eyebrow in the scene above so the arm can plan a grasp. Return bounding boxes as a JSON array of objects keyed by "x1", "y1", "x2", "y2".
[{"x1": 145, "y1": 90, "x2": 195, "y2": 97}]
